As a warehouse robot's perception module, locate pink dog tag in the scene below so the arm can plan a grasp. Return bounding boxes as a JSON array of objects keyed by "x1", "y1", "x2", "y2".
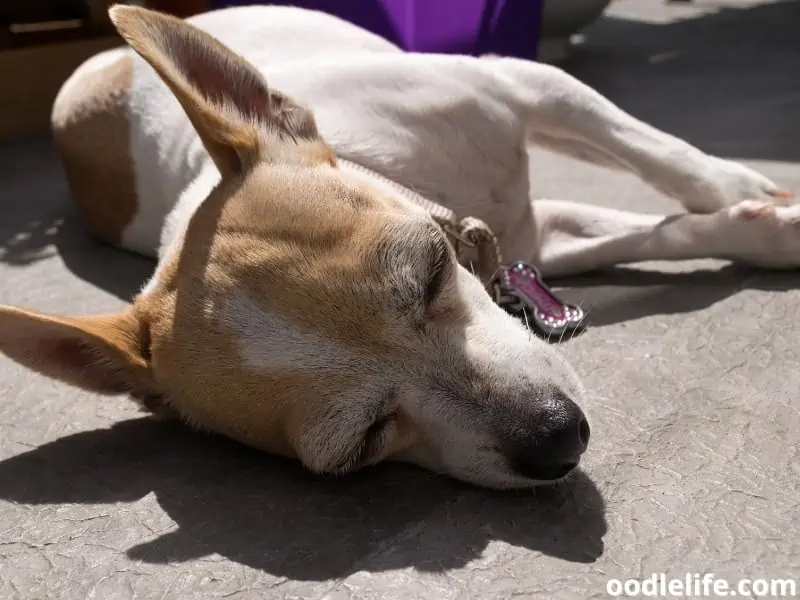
[{"x1": 498, "y1": 262, "x2": 585, "y2": 338}]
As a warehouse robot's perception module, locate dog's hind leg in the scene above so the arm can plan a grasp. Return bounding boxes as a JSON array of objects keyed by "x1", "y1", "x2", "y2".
[
  {"x1": 52, "y1": 48, "x2": 141, "y2": 250},
  {"x1": 530, "y1": 198, "x2": 800, "y2": 277},
  {"x1": 484, "y1": 57, "x2": 794, "y2": 214}
]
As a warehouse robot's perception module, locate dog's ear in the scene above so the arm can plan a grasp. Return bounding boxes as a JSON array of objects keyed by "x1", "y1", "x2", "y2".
[
  {"x1": 109, "y1": 5, "x2": 334, "y2": 176},
  {"x1": 0, "y1": 306, "x2": 155, "y2": 396}
]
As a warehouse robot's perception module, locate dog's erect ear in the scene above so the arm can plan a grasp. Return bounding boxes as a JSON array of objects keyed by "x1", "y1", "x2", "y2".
[
  {"x1": 0, "y1": 306, "x2": 154, "y2": 396},
  {"x1": 109, "y1": 5, "x2": 334, "y2": 176}
]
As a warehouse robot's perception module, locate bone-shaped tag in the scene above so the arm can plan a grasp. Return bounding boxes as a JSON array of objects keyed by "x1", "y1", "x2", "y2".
[{"x1": 499, "y1": 262, "x2": 586, "y2": 338}]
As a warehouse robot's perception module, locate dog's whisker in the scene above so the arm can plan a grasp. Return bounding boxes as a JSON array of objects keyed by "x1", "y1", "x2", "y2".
[{"x1": 522, "y1": 308, "x2": 532, "y2": 332}]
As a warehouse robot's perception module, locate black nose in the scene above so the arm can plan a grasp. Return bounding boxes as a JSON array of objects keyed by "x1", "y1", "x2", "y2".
[{"x1": 507, "y1": 391, "x2": 590, "y2": 481}]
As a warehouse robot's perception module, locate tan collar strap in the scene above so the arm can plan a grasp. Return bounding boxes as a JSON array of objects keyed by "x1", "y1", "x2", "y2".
[
  {"x1": 336, "y1": 158, "x2": 588, "y2": 338},
  {"x1": 337, "y1": 158, "x2": 503, "y2": 286}
]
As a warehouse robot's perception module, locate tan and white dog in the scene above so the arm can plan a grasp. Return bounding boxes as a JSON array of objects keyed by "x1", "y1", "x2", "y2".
[{"x1": 0, "y1": 5, "x2": 796, "y2": 489}]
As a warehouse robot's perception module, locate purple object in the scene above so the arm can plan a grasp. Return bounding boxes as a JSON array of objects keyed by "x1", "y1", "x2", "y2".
[
  {"x1": 499, "y1": 262, "x2": 585, "y2": 338},
  {"x1": 212, "y1": 0, "x2": 543, "y2": 60}
]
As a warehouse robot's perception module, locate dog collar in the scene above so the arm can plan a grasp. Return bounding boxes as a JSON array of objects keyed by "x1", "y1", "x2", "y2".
[{"x1": 337, "y1": 159, "x2": 586, "y2": 338}]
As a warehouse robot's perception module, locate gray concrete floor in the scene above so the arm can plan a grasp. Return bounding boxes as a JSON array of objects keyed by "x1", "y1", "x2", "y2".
[{"x1": 0, "y1": 1, "x2": 798, "y2": 598}]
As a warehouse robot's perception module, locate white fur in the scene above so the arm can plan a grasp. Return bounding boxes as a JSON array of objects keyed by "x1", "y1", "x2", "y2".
[
  {"x1": 220, "y1": 290, "x2": 365, "y2": 373},
  {"x1": 108, "y1": 4, "x2": 796, "y2": 297},
  {"x1": 54, "y1": 47, "x2": 128, "y2": 110}
]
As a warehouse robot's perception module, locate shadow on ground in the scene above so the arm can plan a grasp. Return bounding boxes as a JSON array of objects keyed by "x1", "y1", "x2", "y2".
[
  {"x1": 0, "y1": 418, "x2": 606, "y2": 579},
  {"x1": 554, "y1": 264, "x2": 800, "y2": 328},
  {"x1": 567, "y1": 0, "x2": 800, "y2": 163},
  {"x1": 0, "y1": 138, "x2": 153, "y2": 302}
]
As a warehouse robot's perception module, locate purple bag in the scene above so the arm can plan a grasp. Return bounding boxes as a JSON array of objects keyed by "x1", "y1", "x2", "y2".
[{"x1": 212, "y1": 0, "x2": 544, "y2": 60}]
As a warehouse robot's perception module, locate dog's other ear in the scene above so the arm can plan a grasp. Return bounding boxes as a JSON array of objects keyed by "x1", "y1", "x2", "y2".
[
  {"x1": 0, "y1": 306, "x2": 154, "y2": 396},
  {"x1": 109, "y1": 5, "x2": 334, "y2": 176}
]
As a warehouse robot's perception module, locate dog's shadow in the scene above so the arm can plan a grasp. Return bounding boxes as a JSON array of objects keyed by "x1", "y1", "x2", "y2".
[
  {"x1": 0, "y1": 418, "x2": 606, "y2": 580},
  {"x1": 0, "y1": 137, "x2": 154, "y2": 301},
  {"x1": 553, "y1": 263, "x2": 800, "y2": 328}
]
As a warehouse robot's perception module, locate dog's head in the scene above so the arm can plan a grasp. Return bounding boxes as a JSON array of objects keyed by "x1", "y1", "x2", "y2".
[{"x1": 0, "y1": 6, "x2": 589, "y2": 489}]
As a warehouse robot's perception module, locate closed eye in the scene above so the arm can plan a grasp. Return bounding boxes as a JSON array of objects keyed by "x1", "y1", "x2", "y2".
[
  {"x1": 329, "y1": 395, "x2": 398, "y2": 475},
  {"x1": 350, "y1": 411, "x2": 397, "y2": 468}
]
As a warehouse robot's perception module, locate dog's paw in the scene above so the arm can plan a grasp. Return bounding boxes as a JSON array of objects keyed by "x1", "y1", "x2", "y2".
[
  {"x1": 719, "y1": 200, "x2": 800, "y2": 268},
  {"x1": 683, "y1": 157, "x2": 795, "y2": 214},
  {"x1": 729, "y1": 199, "x2": 800, "y2": 223}
]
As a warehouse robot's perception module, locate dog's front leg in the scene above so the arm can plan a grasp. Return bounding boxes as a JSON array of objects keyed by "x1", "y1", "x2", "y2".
[
  {"x1": 529, "y1": 198, "x2": 800, "y2": 277},
  {"x1": 486, "y1": 58, "x2": 793, "y2": 213}
]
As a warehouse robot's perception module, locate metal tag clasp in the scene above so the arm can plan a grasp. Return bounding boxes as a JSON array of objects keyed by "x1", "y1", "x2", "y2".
[{"x1": 497, "y1": 262, "x2": 586, "y2": 338}]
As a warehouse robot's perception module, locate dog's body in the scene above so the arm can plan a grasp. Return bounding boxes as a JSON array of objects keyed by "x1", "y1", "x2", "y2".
[
  {"x1": 0, "y1": 5, "x2": 797, "y2": 489},
  {"x1": 52, "y1": 5, "x2": 798, "y2": 276}
]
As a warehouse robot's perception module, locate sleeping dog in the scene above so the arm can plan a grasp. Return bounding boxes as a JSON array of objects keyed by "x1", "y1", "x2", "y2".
[{"x1": 0, "y1": 5, "x2": 795, "y2": 489}]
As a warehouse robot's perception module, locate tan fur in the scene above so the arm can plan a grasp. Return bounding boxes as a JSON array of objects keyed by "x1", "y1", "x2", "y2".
[
  {"x1": 132, "y1": 163, "x2": 443, "y2": 467},
  {"x1": 51, "y1": 52, "x2": 137, "y2": 246},
  {"x1": 0, "y1": 306, "x2": 152, "y2": 396},
  {"x1": 51, "y1": 6, "x2": 443, "y2": 473}
]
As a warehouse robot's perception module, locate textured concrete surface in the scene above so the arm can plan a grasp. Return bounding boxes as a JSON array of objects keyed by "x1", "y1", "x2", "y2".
[{"x1": 0, "y1": 1, "x2": 798, "y2": 598}]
